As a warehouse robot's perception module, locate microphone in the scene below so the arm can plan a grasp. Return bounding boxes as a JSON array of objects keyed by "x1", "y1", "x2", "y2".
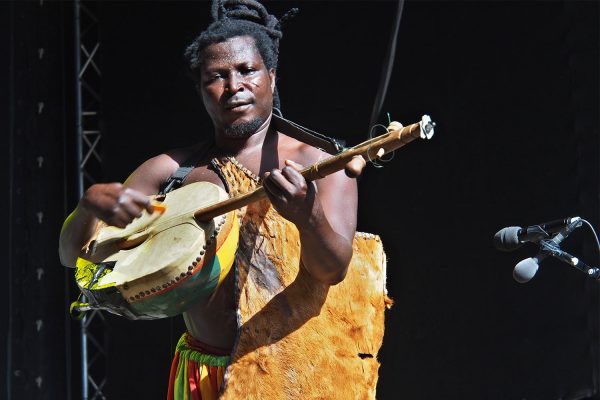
[
  {"x1": 512, "y1": 218, "x2": 583, "y2": 283},
  {"x1": 494, "y1": 217, "x2": 581, "y2": 252},
  {"x1": 513, "y1": 254, "x2": 546, "y2": 283}
]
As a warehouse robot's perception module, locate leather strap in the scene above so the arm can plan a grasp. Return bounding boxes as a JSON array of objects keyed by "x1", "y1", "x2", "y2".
[
  {"x1": 159, "y1": 166, "x2": 194, "y2": 195},
  {"x1": 271, "y1": 114, "x2": 345, "y2": 155},
  {"x1": 159, "y1": 141, "x2": 215, "y2": 195}
]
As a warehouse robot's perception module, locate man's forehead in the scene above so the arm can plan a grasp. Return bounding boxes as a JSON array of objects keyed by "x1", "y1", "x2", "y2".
[{"x1": 201, "y1": 36, "x2": 263, "y2": 68}]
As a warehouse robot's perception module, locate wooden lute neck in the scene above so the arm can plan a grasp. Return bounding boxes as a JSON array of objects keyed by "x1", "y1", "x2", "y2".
[{"x1": 194, "y1": 116, "x2": 435, "y2": 222}]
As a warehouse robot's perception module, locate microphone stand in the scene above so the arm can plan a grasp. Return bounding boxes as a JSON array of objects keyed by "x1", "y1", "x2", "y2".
[
  {"x1": 538, "y1": 218, "x2": 600, "y2": 280},
  {"x1": 538, "y1": 239, "x2": 600, "y2": 279}
]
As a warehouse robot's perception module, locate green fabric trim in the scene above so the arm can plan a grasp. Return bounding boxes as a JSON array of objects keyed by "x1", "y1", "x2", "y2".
[{"x1": 176, "y1": 334, "x2": 230, "y2": 367}]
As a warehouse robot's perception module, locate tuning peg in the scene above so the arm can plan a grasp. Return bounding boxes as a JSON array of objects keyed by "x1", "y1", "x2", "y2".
[
  {"x1": 387, "y1": 121, "x2": 404, "y2": 132},
  {"x1": 344, "y1": 155, "x2": 367, "y2": 178}
]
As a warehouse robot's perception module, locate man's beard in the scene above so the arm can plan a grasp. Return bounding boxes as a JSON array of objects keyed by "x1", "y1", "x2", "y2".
[{"x1": 223, "y1": 118, "x2": 265, "y2": 139}]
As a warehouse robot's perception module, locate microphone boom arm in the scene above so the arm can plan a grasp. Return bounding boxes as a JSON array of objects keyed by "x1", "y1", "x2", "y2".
[
  {"x1": 537, "y1": 217, "x2": 600, "y2": 280},
  {"x1": 539, "y1": 239, "x2": 600, "y2": 280}
]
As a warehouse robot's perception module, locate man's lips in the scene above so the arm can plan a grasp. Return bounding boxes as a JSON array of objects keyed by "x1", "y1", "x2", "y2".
[{"x1": 225, "y1": 101, "x2": 252, "y2": 110}]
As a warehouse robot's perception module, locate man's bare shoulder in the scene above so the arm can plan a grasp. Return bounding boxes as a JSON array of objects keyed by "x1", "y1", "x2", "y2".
[
  {"x1": 277, "y1": 132, "x2": 355, "y2": 192},
  {"x1": 278, "y1": 132, "x2": 331, "y2": 167},
  {"x1": 124, "y1": 142, "x2": 210, "y2": 195}
]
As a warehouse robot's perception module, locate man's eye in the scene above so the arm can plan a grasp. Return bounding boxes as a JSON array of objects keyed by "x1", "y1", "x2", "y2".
[
  {"x1": 204, "y1": 73, "x2": 222, "y2": 83},
  {"x1": 241, "y1": 68, "x2": 255, "y2": 76}
]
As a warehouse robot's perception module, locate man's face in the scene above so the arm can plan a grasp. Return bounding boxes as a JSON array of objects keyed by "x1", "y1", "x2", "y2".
[{"x1": 199, "y1": 36, "x2": 275, "y2": 138}]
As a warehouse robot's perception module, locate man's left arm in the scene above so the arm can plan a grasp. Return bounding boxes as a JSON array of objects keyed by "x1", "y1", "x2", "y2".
[{"x1": 263, "y1": 158, "x2": 357, "y2": 285}]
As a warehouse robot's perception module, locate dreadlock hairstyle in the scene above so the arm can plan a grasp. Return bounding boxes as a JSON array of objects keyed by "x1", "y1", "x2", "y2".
[{"x1": 185, "y1": 0, "x2": 298, "y2": 110}]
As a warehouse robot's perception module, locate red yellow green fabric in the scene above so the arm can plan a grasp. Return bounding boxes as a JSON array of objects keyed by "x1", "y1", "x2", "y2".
[{"x1": 167, "y1": 333, "x2": 230, "y2": 400}]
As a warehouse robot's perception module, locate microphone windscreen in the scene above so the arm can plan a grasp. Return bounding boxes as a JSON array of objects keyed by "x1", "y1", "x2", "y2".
[
  {"x1": 513, "y1": 257, "x2": 539, "y2": 283},
  {"x1": 493, "y1": 227, "x2": 522, "y2": 251}
]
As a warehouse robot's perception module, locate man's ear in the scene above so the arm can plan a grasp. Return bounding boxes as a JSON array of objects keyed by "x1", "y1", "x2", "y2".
[
  {"x1": 269, "y1": 69, "x2": 276, "y2": 92},
  {"x1": 195, "y1": 82, "x2": 202, "y2": 96}
]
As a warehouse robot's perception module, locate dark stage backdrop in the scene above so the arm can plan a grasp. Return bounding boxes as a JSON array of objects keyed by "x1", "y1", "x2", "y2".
[
  {"x1": 5, "y1": 1, "x2": 74, "y2": 399},
  {"x1": 2, "y1": 2, "x2": 9, "y2": 396},
  {"x1": 5, "y1": 1, "x2": 598, "y2": 399}
]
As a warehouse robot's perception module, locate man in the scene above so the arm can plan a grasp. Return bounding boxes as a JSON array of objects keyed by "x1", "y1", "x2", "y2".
[{"x1": 60, "y1": 1, "x2": 361, "y2": 398}]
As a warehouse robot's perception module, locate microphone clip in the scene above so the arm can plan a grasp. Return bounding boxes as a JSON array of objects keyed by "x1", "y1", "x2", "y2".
[
  {"x1": 534, "y1": 218, "x2": 600, "y2": 280},
  {"x1": 549, "y1": 217, "x2": 583, "y2": 245},
  {"x1": 523, "y1": 225, "x2": 554, "y2": 243}
]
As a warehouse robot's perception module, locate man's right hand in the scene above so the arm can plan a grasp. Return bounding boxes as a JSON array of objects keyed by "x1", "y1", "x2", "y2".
[{"x1": 80, "y1": 183, "x2": 154, "y2": 228}]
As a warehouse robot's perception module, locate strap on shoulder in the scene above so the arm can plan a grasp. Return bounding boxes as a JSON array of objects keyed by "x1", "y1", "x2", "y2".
[
  {"x1": 271, "y1": 113, "x2": 345, "y2": 155},
  {"x1": 159, "y1": 166, "x2": 195, "y2": 195},
  {"x1": 159, "y1": 141, "x2": 216, "y2": 195}
]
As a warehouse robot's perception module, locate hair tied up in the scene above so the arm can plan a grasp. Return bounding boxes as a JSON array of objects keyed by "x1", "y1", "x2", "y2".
[{"x1": 210, "y1": 0, "x2": 298, "y2": 44}]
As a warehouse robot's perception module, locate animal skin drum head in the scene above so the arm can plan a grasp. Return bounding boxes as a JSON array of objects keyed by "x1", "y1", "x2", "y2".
[{"x1": 76, "y1": 181, "x2": 239, "y2": 319}]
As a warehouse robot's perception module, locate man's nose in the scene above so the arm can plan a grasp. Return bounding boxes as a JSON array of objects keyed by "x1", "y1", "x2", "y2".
[{"x1": 226, "y1": 72, "x2": 244, "y2": 93}]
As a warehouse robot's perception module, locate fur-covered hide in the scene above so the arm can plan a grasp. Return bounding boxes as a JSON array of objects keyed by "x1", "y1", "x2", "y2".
[{"x1": 215, "y1": 158, "x2": 390, "y2": 399}]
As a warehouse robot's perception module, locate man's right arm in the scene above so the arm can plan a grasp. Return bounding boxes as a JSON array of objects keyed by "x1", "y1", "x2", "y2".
[
  {"x1": 58, "y1": 183, "x2": 154, "y2": 267},
  {"x1": 58, "y1": 154, "x2": 179, "y2": 267}
]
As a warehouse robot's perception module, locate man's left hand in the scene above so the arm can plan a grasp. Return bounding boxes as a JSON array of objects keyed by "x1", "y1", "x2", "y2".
[{"x1": 262, "y1": 159, "x2": 318, "y2": 229}]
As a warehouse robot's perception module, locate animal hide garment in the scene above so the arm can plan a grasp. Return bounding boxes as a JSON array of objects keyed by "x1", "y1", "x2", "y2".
[{"x1": 215, "y1": 158, "x2": 390, "y2": 399}]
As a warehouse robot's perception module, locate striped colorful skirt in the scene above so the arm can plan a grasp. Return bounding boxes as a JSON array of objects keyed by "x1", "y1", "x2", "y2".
[{"x1": 167, "y1": 333, "x2": 231, "y2": 400}]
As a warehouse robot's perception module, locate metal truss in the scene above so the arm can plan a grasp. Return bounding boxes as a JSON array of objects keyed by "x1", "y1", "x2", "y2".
[{"x1": 74, "y1": 1, "x2": 107, "y2": 399}]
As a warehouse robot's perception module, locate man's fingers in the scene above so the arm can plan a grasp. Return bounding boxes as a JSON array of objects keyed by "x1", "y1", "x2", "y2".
[
  {"x1": 280, "y1": 165, "x2": 306, "y2": 188},
  {"x1": 106, "y1": 208, "x2": 132, "y2": 229},
  {"x1": 263, "y1": 163, "x2": 311, "y2": 207},
  {"x1": 262, "y1": 178, "x2": 281, "y2": 197},
  {"x1": 264, "y1": 169, "x2": 295, "y2": 195},
  {"x1": 121, "y1": 188, "x2": 153, "y2": 214},
  {"x1": 283, "y1": 160, "x2": 306, "y2": 185},
  {"x1": 121, "y1": 200, "x2": 145, "y2": 219},
  {"x1": 282, "y1": 160, "x2": 310, "y2": 190},
  {"x1": 144, "y1": 201, "x2": 155, "y2": 213},
  {"x1": 124, "y1": 188, "x2": 152, "y2": 207},
  {"x1": 284, "y1": 159, "x2": 304, "y2": 171}
]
